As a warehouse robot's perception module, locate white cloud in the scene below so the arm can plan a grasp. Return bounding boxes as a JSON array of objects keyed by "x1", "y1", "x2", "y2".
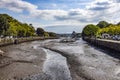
[
  {"x1": 84, "y1": 0, "x2": 120, "y2": 23},
  {"x1": 0, "y1": 0, "x2": 120, "y2": 28},
  {"x1": 0, "y1": 0, "x2": 37, "y2": 12},
  {"x1": 30, "y1": 9, "x2": 68, "y2": 20}
]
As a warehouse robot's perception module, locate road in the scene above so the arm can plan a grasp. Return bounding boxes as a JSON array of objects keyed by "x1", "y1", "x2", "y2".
[{"x1": 0, "y1": 39, "x2": 120, "y2": 80}]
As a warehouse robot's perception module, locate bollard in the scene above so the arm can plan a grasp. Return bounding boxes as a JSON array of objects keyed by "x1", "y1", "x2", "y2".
[{"x1": 14, "y1": 39, "x2": 18, "y2": 44}]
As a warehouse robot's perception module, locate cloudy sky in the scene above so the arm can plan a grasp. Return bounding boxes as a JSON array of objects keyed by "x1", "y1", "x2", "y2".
[{"x1": 0, "y1": 0, "x2": 120, "y2": 33}]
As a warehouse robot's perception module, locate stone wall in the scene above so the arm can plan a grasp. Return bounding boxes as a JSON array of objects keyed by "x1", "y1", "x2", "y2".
[
  {"x1": 85, "y1": 38, "x2": 120, "y2": 52},
  {"x1": 0, "y1": 37, "x2": 58, "y2": 47}
]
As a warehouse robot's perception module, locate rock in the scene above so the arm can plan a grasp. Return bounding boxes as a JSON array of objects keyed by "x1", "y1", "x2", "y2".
[{"x1": 0, "y1": 50, "x2": 4, "y2": 56}]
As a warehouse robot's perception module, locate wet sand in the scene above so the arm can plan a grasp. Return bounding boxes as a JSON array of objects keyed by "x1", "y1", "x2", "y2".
[
  {"x1": 0, "y1": 41, "x2": 46, "y2": 80},
  {"x1": 43, "y1": 39, "x2": 120, "y2": 80},
  {"x1": 0, "y1": 40, "x2": 72, "y2": 80},
  {"x1": 0, "y1": 39, "x2": 120, "y2": 80}
]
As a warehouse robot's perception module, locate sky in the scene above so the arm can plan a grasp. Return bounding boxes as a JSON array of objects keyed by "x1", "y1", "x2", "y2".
[{"x1": 0, "y1": 0, "x2": 120, "y2": 33}]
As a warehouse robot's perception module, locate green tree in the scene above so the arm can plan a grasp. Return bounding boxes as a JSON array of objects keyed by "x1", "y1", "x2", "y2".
[
  {"x1": 117, "y1": 22, "x2": 120, "y2": 25},
  {"x1": 0, "y1": 14, "x2": 36, "y2": 37},
  {"x1": 29, "y1": 24, "x2": 36, "y2": 36},
  {"x1": 97, "y1": 21, "x2": 109, "y2": 28},
  {"x1": 82, "y1": 24, "x2": 100, "y2": 38},
  {"x1": 6, "y1": 25, "x2": 17, "y2": 37},
  {"x1": 97, "y1": 25, "x2": 120, "y2": 36},
  {"x1": 0, "y1": 14, "x2": 10, "y2": 36},
  {"x1": 48, "y1": 32, "x2": 57, "y2": 37},
  {"x1": 36, "y1": 28, "x2": 45, "y2": 36},
  {"x1": 44, "y1": 32, "x2": 49, "y2": 37}
]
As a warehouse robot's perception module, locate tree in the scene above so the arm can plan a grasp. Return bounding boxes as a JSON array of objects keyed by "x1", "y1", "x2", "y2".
[
  {"x1": 36, "y1": 28, "x2": 45, "y2": 36},
  {"x1": 22, "y1": 23, "x2": 35, "y2": 37},
  {"x1": 117, "y1": 22, "x2": 120, "y2": 25},
  {"x1": 82, "y1": 24, "x2": 100, "y2": 39},
  {"x1": 97, "y1": 21, "x2": 109, "y2": 28},
  {"x1": 29, "y1": 24, "x2": 33, "y2": 27},
  {"x1": 48, "y1": 32, "x2": 57, "y2": 37},
  {"x1": 6, "y1": 25, "x2": 17, "y2": 37},
  {"x1": 0, "y1": 14, "x2": 10, "y2": 36},
  {"x1": 0, "y1": 14, "x2": 36, "y2": 37},
  {"x1": 29, "y1": 24, "x2": 36, "y2": 36},
  {"x1": 44, "y1": 32, "x2": 49, "y2": 37},
  {"x1": 97, "y1": 25, "x2": 120, "y2": 36},
  {"x1": 17, "y1": 29, "x2": 25, "y2": 37}
]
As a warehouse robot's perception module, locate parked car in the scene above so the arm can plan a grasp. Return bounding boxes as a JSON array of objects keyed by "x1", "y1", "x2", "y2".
[{"x1": 111, "y1": 35, "x2": 120, "y2": 40}]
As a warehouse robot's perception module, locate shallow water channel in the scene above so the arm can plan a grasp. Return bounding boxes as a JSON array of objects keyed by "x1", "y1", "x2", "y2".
[{"x1": 42, "y1": 48, "x2": 72, "y2": 80}]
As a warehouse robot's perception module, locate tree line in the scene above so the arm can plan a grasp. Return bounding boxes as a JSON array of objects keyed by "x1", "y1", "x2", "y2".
[
  {"x1": 0, "y1": 14, "x2": 57, "y2": 38},
  {"x1": 82, "y1": 21, "x2": 120, "y2": 39}
]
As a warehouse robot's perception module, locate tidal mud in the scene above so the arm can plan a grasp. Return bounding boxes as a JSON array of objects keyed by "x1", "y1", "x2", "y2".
[
  {"x1": 43, "y1": 39, "x2": 120, "y2": 80},
  {"x1": 0, "y1": 39, "x2": 120, "y2": 80},
  {"x1": 0, "y1": 41, "x2": 46, "y2": 80}
]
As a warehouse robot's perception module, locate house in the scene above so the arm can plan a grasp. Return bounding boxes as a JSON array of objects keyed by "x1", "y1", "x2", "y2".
[{"x1": 101, "y1": 33, "x2": 110, "y2": 39}]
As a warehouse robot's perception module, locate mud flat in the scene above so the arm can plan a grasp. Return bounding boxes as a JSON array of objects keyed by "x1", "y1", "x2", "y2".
[
  {"x1": 24, "y1": 48, "x2": 72, "y2": 80},
  {"x1": 0, "y1": 40, "x2": 72, "y2": 80},
  {"x1": 0, "y1": 41, "x2": 46, "y2": 80},
  {"x1": 43, "y1": 39, "x2": 120, "y2": 80},
  {"x1": 0, "y1": 39, "x2": 120, "y2": 80},
  {"x1": 23, "y1": 40, "x2": 72, "y2": 80}
]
